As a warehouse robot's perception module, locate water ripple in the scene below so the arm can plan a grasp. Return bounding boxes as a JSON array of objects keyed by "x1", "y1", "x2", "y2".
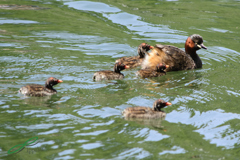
[
  {"x1": 32, "y1": 31, "x2": 135, "y2": 57},
  {"x1": 58, "y1": 149, "x2": 76, "y2": 156},
  {"x1": 167, "y1": 109, "x2": 240, "y2": 148},
  {"x1": 76, "y1": 106, "x2": 120, "y2": 118},
  {"x1": 81, "y1": 142, "x2": 103, "y2": 150},
  {"x1": 65, "y1": 1, "x2": 186, "y2": 43},
  {"x1": 75, "y1": 130, "x2": 108, "y2": 136},
  {"x1": 0, "y1": 18, "x2": 38, "y2": 24},
  {"x1": 117, "y1": 147, "x2": 151, "y2": 159},
  {"x1": 203, "y1": 46, "x2": 240, "y2": 62},
  {"x1": 159, "y1": 146, "x2": 186, "y2": 155}
]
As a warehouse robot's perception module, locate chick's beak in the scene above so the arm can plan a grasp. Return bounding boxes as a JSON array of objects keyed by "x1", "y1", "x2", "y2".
[
  {"x1": 165, "y1": 102, "x2": 172, "y2": 106},
  {"x1": 57, "y1": 80, "x2": 63, "y2": 83},
  {"x1": 125, "y1": 65, "x2": 130, "y2": 69}
]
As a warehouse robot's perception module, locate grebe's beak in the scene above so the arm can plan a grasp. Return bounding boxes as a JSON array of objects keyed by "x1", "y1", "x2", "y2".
[
  {"x1": 200, "y1": 43, "x2": 207, "y2": 49},
  {"x1": 197, "y1": 43, "x2": 207, "y2": 50}
]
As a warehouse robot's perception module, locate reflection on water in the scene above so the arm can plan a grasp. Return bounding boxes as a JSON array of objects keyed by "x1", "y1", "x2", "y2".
[
  {"x1": 0, "y1": 18, "x2": 38, "y2": 24},
  {"x1": 1, "y1": 0, "x2": 240, "y2": 159},
  {"x1": 0, "y1": 5, "x2": 48, "y2": 10},
  {"x1": 204, "y1": 46, "x2": 240, "y2": 62},
  {"x1": 65, "y1": 1, "x2": 187, "y2": 43},
  {"x1": 124, "y1": 116, "x2": 166, "y2": 128},
  {"x1": 32, "y1": 31, "x2": 135, "y2": 57},
  {"x1": 19, "y1": 94, "x2": 63, "y2": 108},
  {"x1": 167, "y1": 109, "x2": 240, "y2": 149}
]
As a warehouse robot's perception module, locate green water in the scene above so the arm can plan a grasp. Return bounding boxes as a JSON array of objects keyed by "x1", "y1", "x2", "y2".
[{"x1": 1, "y1": 0, "x2": 240, "y2": 159}]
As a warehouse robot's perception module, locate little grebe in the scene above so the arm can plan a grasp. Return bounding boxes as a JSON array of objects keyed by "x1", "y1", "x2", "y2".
[
  {"x1": 136, "y1": 63, "x2": 169, "y2": 78},
  {"x1": 115, "y1": 43, "x2": 154, "y2": 68},
  {"x1": 122, "y1": 99, "x2": 172, "y2": 119},
  {"x1": 93, "y1": 62, "x2": 129, "y2": 81},
  {"x1": 19, "y1": 77, "x2": 63, "y2": 97},
  {"x1": 141, "y1": 34, "x2": 207, "y2": 71}
]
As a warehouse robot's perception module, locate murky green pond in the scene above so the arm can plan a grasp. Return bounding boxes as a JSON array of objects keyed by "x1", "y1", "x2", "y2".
[{"x1": 1, "y1": 0, "x2": 240, "y2": 159}]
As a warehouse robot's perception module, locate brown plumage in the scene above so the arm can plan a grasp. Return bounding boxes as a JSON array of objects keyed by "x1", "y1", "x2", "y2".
[
  {"x1": 141, "y1": 34, "x2": 207, "y2": 71},
  {"x1": 136, "y1": 63, "x2": 169, "y2": 78},
  {"x1": 93, "y1": 62, "x2": 129, "y2": 81},
  {"x1": 115, "y1": 43, "x2": 154, "y2": 68},
  {"x1": 122, "y1": 99, "x2": 172, "y2": 119},
  {"x1": 19, "y1": 77, "x2": 63, "y2": 97}
]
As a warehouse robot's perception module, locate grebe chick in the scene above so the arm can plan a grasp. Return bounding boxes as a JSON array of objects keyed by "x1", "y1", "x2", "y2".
[
  {"x1": 122, "y1": 99, "x2": 172, "y2": 119},
  {"x1": 93, "y1": 63, "x2": 129, "y2": 81},
  {"x1": 19, "y1": 77, "x2": 63, "y2": 97}
]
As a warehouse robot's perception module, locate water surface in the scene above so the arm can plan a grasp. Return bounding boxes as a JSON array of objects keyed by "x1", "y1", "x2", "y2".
[{"x1": 1, "y1": 0, "x2": 240, "y2": 159}]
